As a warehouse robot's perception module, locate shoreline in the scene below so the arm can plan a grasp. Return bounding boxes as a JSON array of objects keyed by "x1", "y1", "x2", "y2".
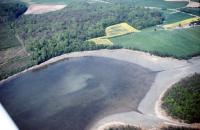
[
  {"x1": 0, "y1": 50, "x2": 89, "y2": 85},
  {"x1": 87, "y1": 50, "x2": 200, "y2": 130},
  {"x1": 0, "y1": 49, "x2": 188, "y2": 85},
  {"x1": 1, "y1": 49, "x2": 200, "y2": 130}
]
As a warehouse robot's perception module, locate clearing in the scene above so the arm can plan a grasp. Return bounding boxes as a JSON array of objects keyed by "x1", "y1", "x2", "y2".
[
  {"x1": 24, "y1": 4, "x2": 66, "y2": 14},
  {"x1": 187, "y1": 1, "x2": 200, "y2": 7}
]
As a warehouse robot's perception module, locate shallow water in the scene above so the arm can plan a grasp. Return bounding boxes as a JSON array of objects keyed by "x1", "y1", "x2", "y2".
[{"x1": 0, "y1": 56, "x2": 156, "y2": 130}]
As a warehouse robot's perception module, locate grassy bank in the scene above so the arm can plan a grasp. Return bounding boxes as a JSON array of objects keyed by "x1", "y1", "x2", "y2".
[{"x1": 162, "y1": 73, "x2": 200, "y2": 123}]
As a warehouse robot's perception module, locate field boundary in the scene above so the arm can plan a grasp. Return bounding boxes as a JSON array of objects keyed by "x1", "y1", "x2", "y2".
[
  {"x1": 163, "y1": 17, "x2": 200, "y2": 29},
  {"x1": 89, "y1": 22, "x2": 140, "y2": 45}
]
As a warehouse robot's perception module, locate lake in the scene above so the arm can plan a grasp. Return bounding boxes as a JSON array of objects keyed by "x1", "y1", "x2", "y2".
[{"x1": 0, "y1": 56, "x2": 156, "y2": 130}]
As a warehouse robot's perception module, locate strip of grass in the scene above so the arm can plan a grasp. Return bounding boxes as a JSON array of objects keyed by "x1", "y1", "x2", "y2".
[
  {"x1": 162, "y1": 73, "x2": 200, "y2": 123},
  {"x1": 110, "y1": 26, "x2": 200, "y2": 59}
]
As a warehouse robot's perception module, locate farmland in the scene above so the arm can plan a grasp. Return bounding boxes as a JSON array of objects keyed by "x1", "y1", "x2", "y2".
[
  {"x1": 163, "y1": 17, "x2": 200, "y2": 29},
  {"x1": 110, "y1": 26, "x2": 200, "y2": 59},
  {"x1": 89, "y1": 37, "x2": 113, "y2": 45},
  {"x1": 131, "y1": 0, "x2": 188, "y2": 9},
  {"x1": 0, "y1": 1, "x2": 164, "y2": 80},
  {"x1": 105, "y1": 23, "x2": 140, "y2": 37},
  {"x1": 22, "y1": 0, "x2": 189, "y2": 9},
  {"x1": 90, "y1": 23, "x2": 140, "y2": 45},
  {"x1": 1, "y1": 0, "x2": 200, "y2": 129},
  {"x1": 163, "y1": 12, "x2": 194, "y2": 24}
]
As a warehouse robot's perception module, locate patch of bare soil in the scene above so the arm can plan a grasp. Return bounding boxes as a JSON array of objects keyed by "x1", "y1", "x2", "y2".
[
  {"x1": 187, "y1": 1, "x2": 200, "y2": 7},
  {"x1": 24, "y1": 4, "x2": 66, "y2": 15}
]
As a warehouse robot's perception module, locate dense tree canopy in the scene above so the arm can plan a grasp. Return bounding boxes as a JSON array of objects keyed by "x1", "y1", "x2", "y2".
[{"x1": 14, "y1": 2, "x2": 164, "y2": 64}]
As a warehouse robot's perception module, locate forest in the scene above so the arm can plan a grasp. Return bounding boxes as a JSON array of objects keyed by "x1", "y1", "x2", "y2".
[
  {"x1": 162, "y1": 73, "x2": 200, "y2": 123},
  {"x1": 0, "y1": 1, "x2": 164, "y2": 79},
  {"x1": 13, "y1": 2, "x2": 164, "y2": 64}
]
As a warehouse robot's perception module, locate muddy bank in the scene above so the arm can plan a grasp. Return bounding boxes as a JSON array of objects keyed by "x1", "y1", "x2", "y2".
[{"x1": 0, "y1": 56, "x2": 156, "y2": 130}]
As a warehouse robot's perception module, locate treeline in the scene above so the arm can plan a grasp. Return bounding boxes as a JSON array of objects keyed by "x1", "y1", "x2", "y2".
[{"x1": 13, "y1": 2, "x2": 164, "y2": 64}]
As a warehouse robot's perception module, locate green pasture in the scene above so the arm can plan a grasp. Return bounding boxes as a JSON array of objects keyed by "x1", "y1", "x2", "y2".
[
  {"x1": 132, "y1": 0, "x2": 188, "y2": 9},
  {"x1": 164, "y1": 12, "x2": 194, "y2": 24},
  {"x1": 110, "y1": 26, "x2": 200, "y2": 59}
]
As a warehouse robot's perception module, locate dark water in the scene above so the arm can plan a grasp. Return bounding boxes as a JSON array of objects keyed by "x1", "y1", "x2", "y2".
[{"x1": 0, "y1": 56, "x2": 156, "y2": 130}]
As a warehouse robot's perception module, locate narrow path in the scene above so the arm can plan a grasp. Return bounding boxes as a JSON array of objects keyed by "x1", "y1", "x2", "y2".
[{"x1": 15, "y1": 35, "x2": 26, "y2": 53}]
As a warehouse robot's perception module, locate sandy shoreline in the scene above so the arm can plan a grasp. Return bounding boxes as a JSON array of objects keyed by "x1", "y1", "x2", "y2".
[
  {"x1": 86, "y1": 50, "x2": 200, "y2": 130},
  {"x1": 0, "y1": 49, "x2": 187, "y2": 85},
  {"x1": 1, "y1": 49, "x2": 200, "y2": 129}
]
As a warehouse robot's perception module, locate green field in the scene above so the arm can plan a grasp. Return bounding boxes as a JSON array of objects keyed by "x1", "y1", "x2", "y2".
[
  {"x1": 164, "y1": 12, "x2": 194, "y2": 24},
  {"x1": 110, "y1": 26, "x2": 200, "y2": 59},
  {"x1": 132, "y1": 0, "x2": 188, "y2": 9},
  {"x1": 23, "y1": 0, "x2": 188, "y2": 9}
]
